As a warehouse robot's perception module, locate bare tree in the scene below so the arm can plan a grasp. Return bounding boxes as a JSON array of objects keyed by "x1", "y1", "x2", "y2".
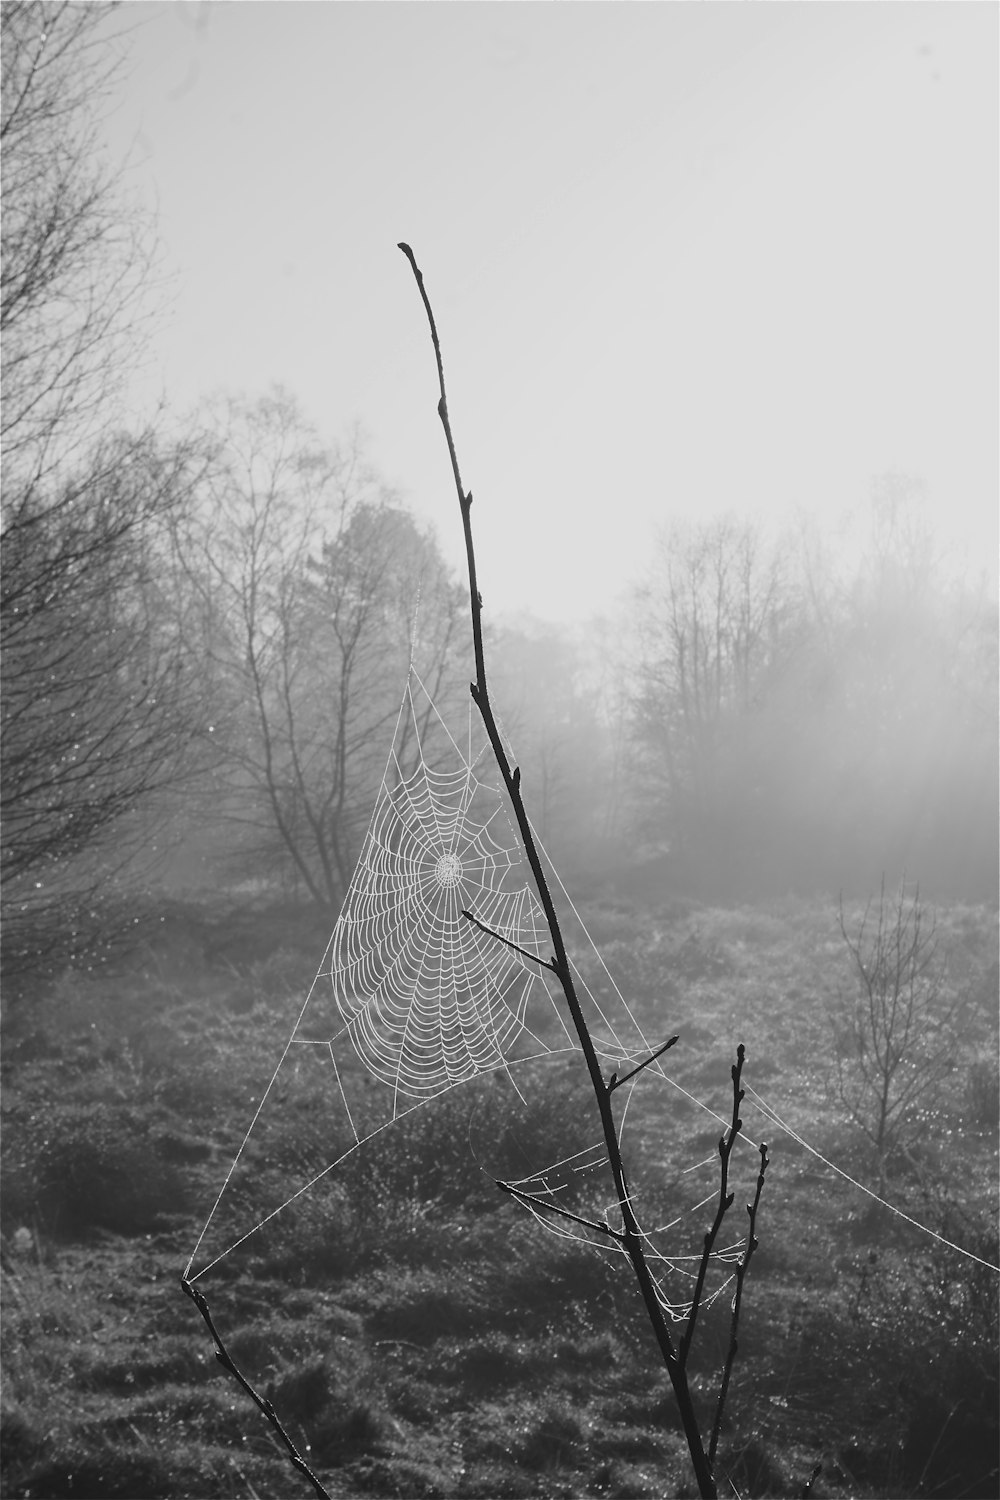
[
  {"x1": 835, "y1": 876, "x2": 961, "y2": 1195},
  {"x1": 1, "y1": 2, "x2": 152, "y2": 487},
  {"x1": 176, "y1": 393, "x2": 466, "y2": 909},
  {"x1": 1, "y1": 2, "x2": 209, "y2": 964},
  {"x1": 2, "y1": 433, "x2": 206, "y2": 882},
  {"x1": 631, "y1": 516, "x2": 790, "y2": 872}
]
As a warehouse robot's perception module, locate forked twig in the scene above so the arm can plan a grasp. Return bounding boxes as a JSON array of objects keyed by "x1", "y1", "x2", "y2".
[
  {"x1": 710, "y1": 1140, "x2": 769, "y2": 1463},
  {"x1": 681, "y1": 1045, "x2": 750, "y2": 1368},
  {"x1": 399, "y1": 241, "x2": 766, "y2": 1500}
]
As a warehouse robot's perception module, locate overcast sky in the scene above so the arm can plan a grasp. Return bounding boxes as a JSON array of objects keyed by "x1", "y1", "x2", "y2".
[{"x1": 102, "y1": 2, "x2": 998, "y2": 623}]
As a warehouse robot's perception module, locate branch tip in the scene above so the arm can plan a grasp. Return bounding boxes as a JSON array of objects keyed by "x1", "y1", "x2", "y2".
[{"x1": 607, "y1": 1033, "x2": 680, "y2": 1091}]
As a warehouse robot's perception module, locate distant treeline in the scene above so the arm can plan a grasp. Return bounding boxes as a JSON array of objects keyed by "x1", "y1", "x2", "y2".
[{"x1": 484, "y1": 488, "x2": 997, "y2": 905}]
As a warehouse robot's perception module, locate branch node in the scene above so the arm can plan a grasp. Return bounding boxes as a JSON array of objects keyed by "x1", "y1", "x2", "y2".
[
  {"x1": 463, "y1": 908, "x2": 557, "y2": 972},
  {"x1": 607, "y1": 1034, "x2": 679, "y2": 1092}
]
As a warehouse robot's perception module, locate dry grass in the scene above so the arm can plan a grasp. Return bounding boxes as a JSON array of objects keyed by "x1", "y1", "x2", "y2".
[{"x1": 1, "y1": 894, "x2": 997, "y2": 1499}]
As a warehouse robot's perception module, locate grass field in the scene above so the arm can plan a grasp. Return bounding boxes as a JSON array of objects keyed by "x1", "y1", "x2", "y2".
[{"x1": 2, "y1": 893, "x2": 997, "y2": 1499}]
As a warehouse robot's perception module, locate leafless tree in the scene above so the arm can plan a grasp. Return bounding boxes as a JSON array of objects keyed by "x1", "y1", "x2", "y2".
[
  {"x1": 2, "y1": 433, "x2": 206, "y2": 884},
  {"x1": 1, "y1": 2, "x2": 209, "y2": 964},
  {"x1": 631, "y1": 516, "x2": 790, "y2": 864},
  {"x1": 1, "y1": 2, "x2": 152, "y2": 488},
  {"x1": 175, "y1": 393, "x2": 466, "y2": 910},
  {"x1": 835, "y1": 876, "x2": 961, "y2": 1195}
]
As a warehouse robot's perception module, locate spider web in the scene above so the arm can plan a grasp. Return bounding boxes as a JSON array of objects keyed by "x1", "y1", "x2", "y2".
[
  {"x1": 184, "y1": 672, "x2": 762, "y2": 1313},
  {"x1": 307, "y1": 718, "x2": 558, "y2": 1106},
  {"x1": 186, "y1": 665, "x2": 998, "y2": 1306}
]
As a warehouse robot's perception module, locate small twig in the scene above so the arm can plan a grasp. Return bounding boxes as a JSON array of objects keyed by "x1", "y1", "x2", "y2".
[
  {"x1": 181, "y1": 1278, "x2": 332, "y2": 1500},
  {"x1": 497, "y1": 1179, "x2": 626, "y2": 1241},
  {"x1": 709, "y1": 1140, "x2": 769, "y2": 1463},
  {"x1": 609, "y1": 1036, "x2": 680, "y2": 1092},
  {"x1": 800, "y1": 1462, "x2": 823, "y2": 1498},
  {"x1": 462, "y1": 908, "x2": 558, "y2": 972},
  {"x1": 680, "y1": 1045, "x2": 747, "y2": 1369}
]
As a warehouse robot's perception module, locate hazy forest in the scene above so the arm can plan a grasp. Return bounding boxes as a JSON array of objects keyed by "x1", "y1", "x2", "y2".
[{"x1": 2, "y1": 7, "x2": 997, "y2": 1500}]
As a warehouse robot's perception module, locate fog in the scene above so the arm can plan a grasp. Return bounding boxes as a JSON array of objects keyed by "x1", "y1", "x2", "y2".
[
  {"x1": 97, "y1": 2, "x2": 998, "y2": 624},
  {"x1": 3, "y1": 7, "x2": 996, "y2": 1498},
  {"x1": 138, "y1": 464, "x2": 995, "y2": 915}
]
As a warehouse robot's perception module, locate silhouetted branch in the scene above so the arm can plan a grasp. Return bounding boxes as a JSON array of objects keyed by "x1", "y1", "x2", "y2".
[
  {"x1": 400, "y1": 240, "x2": 767, "y2": 1500},
  {"x1": 462, "y1": 907, "x2": 558, "y2": 972},
  {"x1": 609, "y1": 1035, "x2": 680, "y2": 1092},
  {"x1": 181, "y1": 1277, "x2": 332, "y2": 1500},
  {"x1": 496, "y1": 1180, "x2": 626, "y2": 1241},
  {"x1": 680, "y1": 1045, "x2": 748, "y2": 1369},
  {"x1": 709, "y1": 1140, "x2": 769, "y2": 1463}
]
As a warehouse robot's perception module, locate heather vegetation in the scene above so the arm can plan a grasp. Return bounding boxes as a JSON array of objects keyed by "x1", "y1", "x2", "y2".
[{"x1": 2, "y1": 894, "x2": 997, "y2": 1498}]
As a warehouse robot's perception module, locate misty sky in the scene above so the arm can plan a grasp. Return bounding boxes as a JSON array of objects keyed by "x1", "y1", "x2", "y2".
[{"x1": 101, "y1": 2, "x2": 998, "y2": 623}]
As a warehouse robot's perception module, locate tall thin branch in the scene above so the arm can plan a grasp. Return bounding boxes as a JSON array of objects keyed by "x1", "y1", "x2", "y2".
[{"x1": 398, "y1": 240, "x2": 763, "y2": 1500}]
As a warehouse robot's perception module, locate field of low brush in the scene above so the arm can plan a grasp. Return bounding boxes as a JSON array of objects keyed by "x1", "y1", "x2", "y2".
[{"x1": 1, "y1": 894, "x2": 997, "y2": 1499}]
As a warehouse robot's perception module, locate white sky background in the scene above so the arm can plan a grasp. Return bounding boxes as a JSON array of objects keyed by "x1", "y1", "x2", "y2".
[{"x1": 102, "y1": 2, "x2": 998, "y2": 624}]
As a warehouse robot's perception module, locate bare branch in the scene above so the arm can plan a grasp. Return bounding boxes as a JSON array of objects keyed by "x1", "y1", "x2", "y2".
[
  {"x1": 710, "y1": 1140, "x2": 769, "y2": 1462},
  {"x1": 496, "y1": 1180, "x2": 626, "y2": 1242},
  {"x1": 461, "y1": 908, "x2": 558, "y2": 973},
  {"x1": 399, "y1": 242, "x2": 767, "y2": 1500},
  {"x1": 181, "y1": 1279, "x2": 332, "y2": 1500},
  {"x1": 680, "y1": 1045, "x2": 747, "y2": 1369},
  {"x1": 609, "y1": 1035, "x2": 680, "y2": 1092}
]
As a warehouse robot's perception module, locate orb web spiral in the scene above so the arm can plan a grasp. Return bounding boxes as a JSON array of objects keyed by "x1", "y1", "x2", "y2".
[{"x1": 321, "y1": 743, "x2": 548, "y2": 1100}]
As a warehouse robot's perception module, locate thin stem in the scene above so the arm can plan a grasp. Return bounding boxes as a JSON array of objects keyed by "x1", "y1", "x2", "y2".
[
  {"x1": 610, "y1": 1035, "x2": 680, "y2": 1092},
  {"x1": 496, "y1": 1180, "x2": 626, "y2": 1241},
  {"x1": 399, "y1": 241, "x2": 720, "y2": 1500},
  {"x1": 709, "y1": 1140, "x2": 769, "y2": 1463},
  {"x1": 680, "y1": 1045, "x2": 746, "y2": 1369},
  {"x1": 181, "y1": 1278, "x2": 332, "y2": 1500},
  {"x1": 462, "y1": 907, "x2": 558, "y2": 972}
]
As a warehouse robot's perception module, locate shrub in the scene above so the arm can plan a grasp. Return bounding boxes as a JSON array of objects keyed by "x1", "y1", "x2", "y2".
[
  {"x1": 846, "y1": 1215, "x2": 1000, "y2": 1498},
  {"x1": 833, "y1": 879, "x2": 962, "y2": 1193},
  {"x1": 340, "y1": 1063, "x2": 596, "y2": 1218},
  {"x1": 2, "y1": 1100, "x2": 189, "y2": 1235}
]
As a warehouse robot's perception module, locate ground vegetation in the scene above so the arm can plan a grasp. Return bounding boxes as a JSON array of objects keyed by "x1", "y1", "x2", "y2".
[{"x1": 1, "y1": 894, "x2": 996, "y2": 1499}]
